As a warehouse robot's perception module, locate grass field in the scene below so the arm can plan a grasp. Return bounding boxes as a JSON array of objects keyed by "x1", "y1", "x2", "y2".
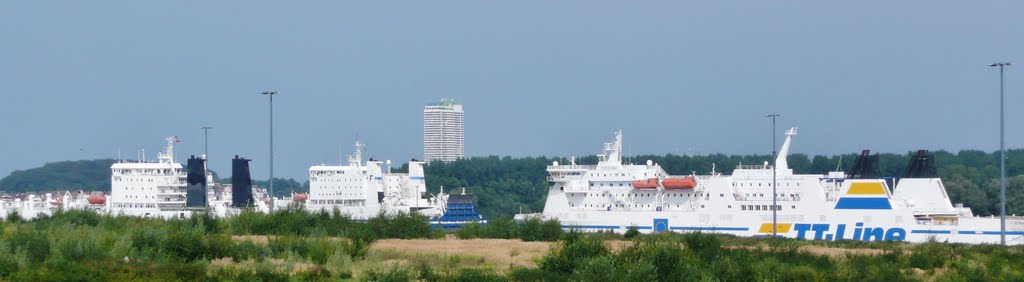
[{"x1": 2, "y1": 209, "x2": 1022, "y2": 281}]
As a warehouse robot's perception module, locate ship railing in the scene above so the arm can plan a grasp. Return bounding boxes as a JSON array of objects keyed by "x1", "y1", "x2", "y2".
[
  {"x1": 735, "y1": 164, "x2": 773, "y2": 170},
  {"x1": 547, "y1": 165, "x2": 596, "y2": 170},
  {"x1": 694, "y1": 175, "x2": 716, "y2": 180}
]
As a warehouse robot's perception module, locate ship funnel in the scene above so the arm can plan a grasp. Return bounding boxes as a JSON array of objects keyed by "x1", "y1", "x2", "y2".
[
  {"x1": 847, "y1": 150, "x2": 882, "y2": 179},
  {"x1": 901, "y1": 150, "x2": 938, "y2": 179},
  {"x1": 186, "y1": 155, "x2": 208, "y2": 208},
  {"x1": 775, "y1": 127, "x2": 797, "y2": 172},
  {"x1": 232, "y1": 156, "x2": 254, "y2": 207}
]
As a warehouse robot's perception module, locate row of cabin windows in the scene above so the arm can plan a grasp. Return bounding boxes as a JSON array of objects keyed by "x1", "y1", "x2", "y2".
[
  {"x1": 316, "y1": 186, "x2": 362, "y2": 190},
  {"x1": 312, "y1": 199, "x2": 365, "y2": 205},
  {"x1": 113, "y1": 169, "x2": 179, "y2": 175},
  {"x1": 573, "y1": 204, "x2": 658, "y2": 208},
  {"x1": 117, "y1": 178, "x2": 156, "y2": 183},
  {"x1": 114, "y1": 203, "x2": 157, "y2": 208},
  {"x1": 571, "y1": 193, "x2": 695, "y2": 197},
  {"x1": 739, "y1": 204, "x2": 786, "y2": 211},
  {"x1": 315, "y1": 192, "x2": 362, "y2": 196},
  {"x1": 744, "y1": 193, "x2": 799, "y2": 198},
  {"x1": 590, "y1": 173, "x2": 658, "y2": 177},
  {"x1": 570, "y1": 192, "x2": 706, "y2": 197},
  {"x1": 315, "y1": 178, "x2": 359, "y2": 182},
  {"x1": 733, "y1": 182, "x2": 801, "y2": 187}
]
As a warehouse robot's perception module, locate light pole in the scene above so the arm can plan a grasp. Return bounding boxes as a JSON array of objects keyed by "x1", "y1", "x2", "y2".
[
  {"x1": 990, "y1": 62, "x2": 1012, "y2": 245},
  {"x1": 201, "y1": 126, "x2": 212, "y2": 177},
  {"x1": 766, "y1": 114, "x2": 780, "y2": 240},
  {"x1": 262, "y1": 91, "x2": 278, "y2": 212}
]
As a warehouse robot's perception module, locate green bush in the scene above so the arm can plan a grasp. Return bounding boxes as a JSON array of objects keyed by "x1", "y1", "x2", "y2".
[
  {"x1": 623, "y1": 226, "x2": 640, "y2": 239},
  {"x1": 539, "y1": 232, "x2": 610, "y2": 274}
]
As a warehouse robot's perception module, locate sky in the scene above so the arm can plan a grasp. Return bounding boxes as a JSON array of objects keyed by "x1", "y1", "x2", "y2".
[{"x1": 0, "y1": 1, "x2": 1021, "y2": 181}]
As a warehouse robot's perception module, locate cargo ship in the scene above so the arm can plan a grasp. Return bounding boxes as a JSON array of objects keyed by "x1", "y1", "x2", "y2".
[
  {"x1": 515, "y1": 130, "x2": 1024, "y2": 245},
  {"x1": 429, "y1": 187, "x2": 488, "y2": 230}
]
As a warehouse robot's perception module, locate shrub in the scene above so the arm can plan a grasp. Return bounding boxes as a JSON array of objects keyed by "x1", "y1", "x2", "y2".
[
  {"x1": 539, "y1": 232, "x2": 610, "y2": 274},
  {"x1": 456, "y1": 222, "x2": 484, "y2": 239},
  {"x1": 623, "y1": 226, "x2": 640, "y2": 239},
  {"x1": 519, "y1": 218, "x2": 543, "y2": 241},
  {"x1": 909, "y1": 242, "x2": 949, "y2": 270},
  {"x1": 484, "y1": 216, "x2": 518, "y2": 239},
  {"x1": 682, "y1": 232, "x2": 722, "y2": 260},
  {"x1": 6, "y1": 227, "x2": 50, "y2": 263}
]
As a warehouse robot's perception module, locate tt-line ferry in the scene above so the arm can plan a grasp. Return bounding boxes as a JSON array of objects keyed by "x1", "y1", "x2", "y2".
[{"x1": 515, "y1": 129, "x2": 1024, "y2": 245}]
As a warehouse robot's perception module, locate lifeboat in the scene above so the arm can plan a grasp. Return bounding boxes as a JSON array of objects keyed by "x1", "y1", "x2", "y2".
[
  {"x1": 662, "y1": 177, "x2": 697, "y2": 190},
  {"x1": 632, "y1": 178, "x2": 659, "y2": 189},
  {"x1": 293, "y1": 193, "x2": 308, "y2": 202},
  {"x1": 87, "y1": 195, "x2": 106, "y2": 205}
]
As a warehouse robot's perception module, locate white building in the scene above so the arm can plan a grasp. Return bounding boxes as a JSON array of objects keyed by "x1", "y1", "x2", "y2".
[{"x1": 424, "y1": 99, "x2": 464, "y2": 163}]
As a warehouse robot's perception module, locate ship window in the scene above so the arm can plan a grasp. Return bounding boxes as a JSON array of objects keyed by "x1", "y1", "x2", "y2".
[
  {"x1": 728, "y1": 205, "x2": 732, "y2": 209},
  {"x1": 792, "y1": 205, "x2": 796, "y2": 209},
  {"x1": 741, "y1": 205, "x2": 746, "y2": 211},
  {"x1": 720, "y1": 194, "x2": 724, "y2": 197}
]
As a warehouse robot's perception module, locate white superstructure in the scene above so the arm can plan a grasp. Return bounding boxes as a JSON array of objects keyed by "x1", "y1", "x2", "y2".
[
  {"x1": 517, "y1": 130, "x2": 1024, "y2": 245},
  {"x1": 424, "y1": 99, "x2": 464, "y2": 162},
  {"x1": 308, "y1": 141, "x2": 441, "y2": 219}
]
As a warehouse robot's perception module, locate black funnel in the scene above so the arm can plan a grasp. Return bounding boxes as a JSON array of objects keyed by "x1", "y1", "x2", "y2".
[
  {"x1": 232, "y1": 155, "x2": 254, "y2": 208},
  {"x1": 901, "y1": 150, "x2": 938, "y2": 178},
  {"x1": 848, "y1": 150, "x2": 882, "y2": 179},
  {"x1": 186, "y1": 156, "x2": 207, "y2": 208}
]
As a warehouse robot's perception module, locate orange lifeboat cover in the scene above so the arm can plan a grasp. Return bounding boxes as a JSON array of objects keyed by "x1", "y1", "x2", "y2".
[
  {"x1": 632, "y1": 178, "x2": 659, "y2": 189},
  {"x1": 293, "y1": 193, "x2": 308, "y2": 202},
  {"x1": 663, "y1": 177, "x2": 697, "y2": 189},
  {"x1": 87, "y1": 195, "x2": 106, "y2": 205}
]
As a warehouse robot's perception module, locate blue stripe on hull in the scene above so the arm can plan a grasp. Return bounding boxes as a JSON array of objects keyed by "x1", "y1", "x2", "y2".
[
  {"x1": 910, "y1": 230, "x2": 952, "y2": 234},
  {"x1": 834, "y1": 197, "x2": 892, "y2": 209},
  {"x1": 670, "y1": 226, "x2": 749, "y2": 232}
]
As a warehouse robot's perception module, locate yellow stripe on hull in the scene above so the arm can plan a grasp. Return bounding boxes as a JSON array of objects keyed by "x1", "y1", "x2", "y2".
[{"x1": 758, "y1": 223, "x2": 793, "y2": 233}]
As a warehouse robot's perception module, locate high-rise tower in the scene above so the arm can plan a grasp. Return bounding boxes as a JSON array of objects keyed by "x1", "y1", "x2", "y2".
[{"x1": 424, "y1": 99, "x2": 464, "y2": 162}]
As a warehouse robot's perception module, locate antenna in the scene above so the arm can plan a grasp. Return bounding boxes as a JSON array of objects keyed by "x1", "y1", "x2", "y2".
[{"x1": 835, "y1": 155, "x2": 843, "y2": 172}]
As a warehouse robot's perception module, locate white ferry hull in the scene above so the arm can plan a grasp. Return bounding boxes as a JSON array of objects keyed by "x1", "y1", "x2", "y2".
[{"x1": 522, "y1": 130, "x2": 1024, "y2": 245}]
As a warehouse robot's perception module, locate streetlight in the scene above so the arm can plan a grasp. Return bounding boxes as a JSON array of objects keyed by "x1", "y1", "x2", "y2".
[
  {"x1": 201, "y1": 126, "x2": 212, "y2": 208},
  {"x1": 990, "y1": 62, "x2": 1012, "y2": 245},
  {"x1": 262, "y1": 91, "x2": 278, "y2": 212},
  {"x1": 201, "y1": 126, "x2": 212, "y2": 177},
  {"x1": 766, "y1": 114, "x2": 780, "y2": 240}
]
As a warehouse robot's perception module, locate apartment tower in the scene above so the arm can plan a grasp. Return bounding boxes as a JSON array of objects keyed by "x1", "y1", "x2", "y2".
[{"x1": 424, "y1": 99, "x2": 464, "y2": 162}]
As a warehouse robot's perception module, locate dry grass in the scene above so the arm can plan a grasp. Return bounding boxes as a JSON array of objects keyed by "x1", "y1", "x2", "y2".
[
  {"x1": 232, "y1": 235, "x2": 273, "y2": 244},
  {"x1": 369, "y1": 237, "x2": 632, "y2": 268},
  {"x1": 372, "y1": 238, "x2": 552, "y2": 268},
  {"x1": 209, "y1": 257, "x2": 318, "y2": 275}
]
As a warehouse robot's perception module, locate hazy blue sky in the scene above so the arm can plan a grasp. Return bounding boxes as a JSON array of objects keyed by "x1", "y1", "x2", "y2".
[{"x1": 1, "y1": 1, "x2": 1021, "y2": 180}]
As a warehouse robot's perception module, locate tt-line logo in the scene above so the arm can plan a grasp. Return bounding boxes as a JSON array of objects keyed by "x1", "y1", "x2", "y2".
[{"x1": 791, "y1": 223, "x2": 907, "y2": 241}]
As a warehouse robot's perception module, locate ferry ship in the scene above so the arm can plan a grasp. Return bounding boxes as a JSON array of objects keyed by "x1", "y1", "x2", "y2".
[
  {"x1": 109, "y1": 137, "x2": 243, "y2": 218},
  {"x1": 307, "y1": 141, "x2": 443, "y2": 219},
  {"x1": 516, "y1": 130, "x2": 1024, "y2": 245}
]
